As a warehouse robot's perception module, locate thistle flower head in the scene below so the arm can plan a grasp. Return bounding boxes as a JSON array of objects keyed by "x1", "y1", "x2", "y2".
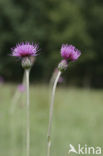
[
  {"x1": 61, "y1": 44, "x2": 81, "y2": 61},
  {"x1": 18, "y1": 84, "x2": 25, "y2": 92},
  {"x1": 11, "y1": 42, "x2": 38, "y2": 58},
  {"x1": 11, "y1": 42, "x2": 39, "y2": 69}
]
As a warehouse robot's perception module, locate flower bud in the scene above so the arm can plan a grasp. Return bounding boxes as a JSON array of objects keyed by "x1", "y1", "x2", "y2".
[
  {"x1": 21, "y1": 57, "x2": 32, "y2": 69},
  {"x1": 58, "y1": 60, "x2": 68, "y2": 72}
]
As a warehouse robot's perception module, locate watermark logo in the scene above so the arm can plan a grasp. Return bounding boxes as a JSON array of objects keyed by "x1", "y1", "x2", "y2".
[{"x1": 68, "y1": 144, "x2": 102, "y2": 155}]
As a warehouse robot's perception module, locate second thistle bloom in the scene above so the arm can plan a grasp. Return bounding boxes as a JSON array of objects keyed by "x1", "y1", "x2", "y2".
[
  {"x1": 61, "y1": 44, "x2": 81, "y2": 61},
  {"x1": 58, "y1": 44, "x2": 81, "y2": 72}
]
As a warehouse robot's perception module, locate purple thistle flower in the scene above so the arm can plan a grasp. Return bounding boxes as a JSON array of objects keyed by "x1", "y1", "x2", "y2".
[
  {"x1": 58, "y1": 76, "x2": 64, "y2": 83},
  {"x1": 0, "y1": 76, "x2": 4, "y2": 84},
  {"x1": 18, "y1": 84, "x2": 25, "y2": 92},
  {"x1": 61, "y1": 44, "x2": 81, "y2": 61},
  {"x1": 11, "y1": 42, "x2": 38, "y2": 58}
]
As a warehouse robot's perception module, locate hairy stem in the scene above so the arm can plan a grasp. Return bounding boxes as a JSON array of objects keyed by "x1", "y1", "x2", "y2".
[
  {"x1": 26, "y1": 69, "x2": 30, "y2": 156},
  {"x1": 47, "y1": 71, "x2": 61, "y2": 156}
]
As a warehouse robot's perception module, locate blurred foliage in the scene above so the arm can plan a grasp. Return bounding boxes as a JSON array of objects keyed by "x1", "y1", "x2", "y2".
[
  {"x1": 0, "y1": 85, "x2": 103, "y2": 155},
  {"x1": 0, "y1": 0, "x2": 103, "y2": 87}
]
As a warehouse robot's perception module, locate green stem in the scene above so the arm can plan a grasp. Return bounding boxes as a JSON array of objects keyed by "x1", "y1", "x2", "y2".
[
  {"x1": 26, "y1": 69, "x2": 30, "y2": 156},
  {"x1": 47, "y1": 71, "x2": 61, "y2": 156}
]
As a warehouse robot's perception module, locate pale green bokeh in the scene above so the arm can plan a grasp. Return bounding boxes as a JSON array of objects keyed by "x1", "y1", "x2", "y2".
[{"x1": 0, "y1": 85, "x2": 103, "y2": 156}]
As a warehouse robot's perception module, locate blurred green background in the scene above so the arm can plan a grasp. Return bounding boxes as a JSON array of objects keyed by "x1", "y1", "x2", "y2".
[
  {"x1": 0, "y1": 85, "x2": 103, "y2": 156},
  {"x1": 0, "y1": 0, "x2": 103, "y2": 88}
]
